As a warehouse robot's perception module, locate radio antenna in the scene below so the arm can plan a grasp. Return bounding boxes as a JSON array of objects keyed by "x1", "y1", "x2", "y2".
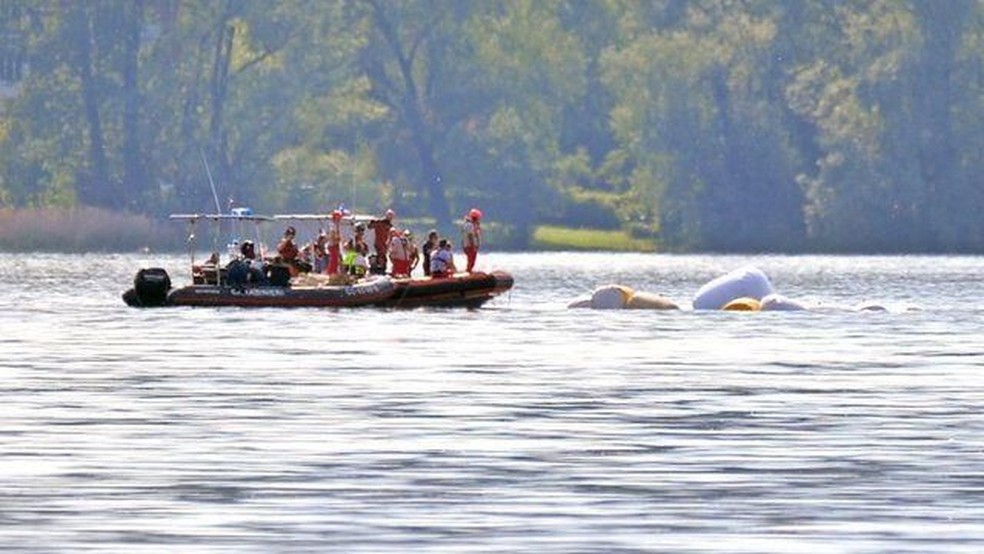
[{"x1": 200, "y1": 148, "x2": 223, "y2": 215}]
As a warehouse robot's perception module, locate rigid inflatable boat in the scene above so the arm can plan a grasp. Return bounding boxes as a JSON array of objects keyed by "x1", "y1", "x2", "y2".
[
  {"x1": 123, "y1": 267, "x2": 512, "y2": 309},
  {"x1": 122, "y1": 209, "x2": 513, "y2": 309}
]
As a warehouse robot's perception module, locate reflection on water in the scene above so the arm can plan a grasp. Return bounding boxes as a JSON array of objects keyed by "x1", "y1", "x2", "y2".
[{"x1": 1, "y1": 252, "x2": 983, "y2": 552}]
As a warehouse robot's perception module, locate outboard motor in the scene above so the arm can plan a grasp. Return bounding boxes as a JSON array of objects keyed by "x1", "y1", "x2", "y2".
[{"x1": 126, "y1": 267, "x2": 171, "y2": 307}]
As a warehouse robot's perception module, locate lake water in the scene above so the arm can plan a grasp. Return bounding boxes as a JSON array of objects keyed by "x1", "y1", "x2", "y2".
[{"x1": 1, "y1": 252, "x2": 982, "y2": 552}]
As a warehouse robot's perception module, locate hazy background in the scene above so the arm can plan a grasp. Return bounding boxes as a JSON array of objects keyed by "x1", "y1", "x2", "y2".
[{"x1": 1, "y1": 1, "x2": 982, "y2": 253}]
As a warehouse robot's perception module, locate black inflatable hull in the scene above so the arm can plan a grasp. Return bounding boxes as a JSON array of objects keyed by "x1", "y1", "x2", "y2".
[
  {"x1": 124, "y1": 279, "x2": 393, "y2": 308},
  {"x1": 123, "y1": 269, "x2": 512, "y2": 309},
  {"x1": 166, "y1": 280, "x2": 395, "y2": 307},
  {"x1": 382, "y1": 271, "x2": 514, "y2": 309}
]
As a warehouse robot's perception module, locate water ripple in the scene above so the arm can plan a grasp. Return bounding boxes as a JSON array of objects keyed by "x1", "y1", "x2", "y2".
[{"x1": 1, "y1": 253, "x2": 983, "y2": 552}]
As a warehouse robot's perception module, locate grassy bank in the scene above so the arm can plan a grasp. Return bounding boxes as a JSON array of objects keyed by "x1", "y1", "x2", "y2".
[
  {"x1": 0, "y1": 207, "x2": 183, "y2": 252},
  {"x1": 531, "y1": 225, "x2": 656, "y2": 252}
]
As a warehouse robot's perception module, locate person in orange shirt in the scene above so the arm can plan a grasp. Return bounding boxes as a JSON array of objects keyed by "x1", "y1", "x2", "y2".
[
  {"x1": 277, "y1": 225, "x2": 310, "y2": 276},
  {"x1": 277, "y1": 225, "x2": 300, "y2": 262}
]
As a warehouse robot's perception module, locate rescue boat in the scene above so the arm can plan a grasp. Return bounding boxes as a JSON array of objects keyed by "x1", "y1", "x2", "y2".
[
  {"x1": 122, "y1": 209, "x2": 513, "y2": 309},
  {"x1": 122, "y1": 267, "x2": 512, "y2": 309}
]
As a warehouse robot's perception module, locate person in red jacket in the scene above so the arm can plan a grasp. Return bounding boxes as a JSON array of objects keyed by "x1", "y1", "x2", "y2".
[{"x1": 326, "y1": 209, "x2": 343, "y2": 275}]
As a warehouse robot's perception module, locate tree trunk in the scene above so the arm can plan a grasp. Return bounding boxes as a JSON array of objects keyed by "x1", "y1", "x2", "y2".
[
  {"x1": 122, "y1": 0, "x2": 145, "y2": 210},
  {"x1": 209, "y1": 17, "x2": 235, "y2": 194},
  {"x1": 368, "y1": 0, "x2": 451, "y2": 223},
  {"x1": 74, "y1": 5, "x2": 112, "y2": 208},
  {"x1": 416, "y1": 144, "x2": 451, "y2": 224},
  {"x1": 709, "y1": 67, "x2": 746, "y2": 249},
  {"x1": 914, "y1": 2, "x2": 969, "y2": 249}
]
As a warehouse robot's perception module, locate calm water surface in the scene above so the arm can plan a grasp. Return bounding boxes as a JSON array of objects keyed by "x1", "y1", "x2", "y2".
[{"x1": 1, "y1": 252, "x2": 983, "y2": 552}]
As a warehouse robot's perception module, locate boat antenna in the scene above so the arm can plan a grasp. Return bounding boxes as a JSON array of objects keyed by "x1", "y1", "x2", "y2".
[
  {"x1": 200, "y1": 148, "x2": 223, "y2": 215},
  {"x1": 200, "y1": 148, "x2": 225, "y2": 284}
]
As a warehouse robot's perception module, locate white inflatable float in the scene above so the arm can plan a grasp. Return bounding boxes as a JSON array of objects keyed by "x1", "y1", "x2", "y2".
[
  {"x1": 759, "y1": 293, "x2": 808, "y2": 311},
  {"x1": 625, "y1": 290, "x2": 679, "y2": 310},
  {"x1": 590, "y1": 284, "x2": 634, "y2": 309},
  {"x1": 566, "y1": 296, "x2": 593, "y2": 309},
  {"x1": 568, "y1": 284, "x2": 678, "y2": 310},
  {"x1": 570, "y1": 265, "x2": 895, "y2": 313},
  {"x1": 692, "y1": 265, "x2": 775, "y2": 310}
]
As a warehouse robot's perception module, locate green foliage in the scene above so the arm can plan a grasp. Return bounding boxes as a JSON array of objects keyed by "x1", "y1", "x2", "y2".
[{"x1": 2, "y1": 0, "x2": 984, "y2": 252}]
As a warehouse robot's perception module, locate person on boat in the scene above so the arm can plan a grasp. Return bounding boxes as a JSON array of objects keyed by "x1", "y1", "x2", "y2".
[
  {"x1": 343, "y1": 222, "x2": 370, "y2": 276},
  {"x1": 429, "y1": 238, "x2": 457, "y2": 278},
  {"x1": 461, "y1": 208, "x2": 482, "y2": 272},
  {"x1": 368, "y1": 208, "x2": 396, "y2": 275},
  {"x1": 241, "y1": 240, "x2": 268, "y2": 284},
  {"x1": 278, "y1": 226, "x2": 299, "y2": 261},
  {"x1": 309, "y1": 230, "x2": 328, "y2": 274},
  {"x1": 326, "y1": 210, "x2": 343, "y2": 275},
  {"x1": 388, "y1": 228, "x2": 413, "y2": 278},
  {"x1": 421, "y1": 229, "x2": 439, "y2": 277},
  {"x1": 276, "y1": 225, "x2": 311, "y2": 276},
  {"x1": 193, "y1": 251, "x2": 221, "y2": 285},
  {"x1": 405, "y1": 230, "x2": 420, "y2": 275}
]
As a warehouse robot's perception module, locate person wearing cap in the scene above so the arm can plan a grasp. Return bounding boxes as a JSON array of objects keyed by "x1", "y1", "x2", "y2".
[
  {"x1": 277, "y1": 225, "x2": 300, "y2": 274},
  {"x1": 429, "y1": 238, "x2": 457, "y2": 278},
  {"x1": 368, "y1": 208, "x2": 396, "y2": 275},
  {"x1": 388, "y1": 228, "x2": 413, "y2": 277},
  {"x1": 343, "y1": 222, "x2": 370, "y2": 276},
  {"x1": 461, "y1": 208, "x2": 482, "y2": 272}
]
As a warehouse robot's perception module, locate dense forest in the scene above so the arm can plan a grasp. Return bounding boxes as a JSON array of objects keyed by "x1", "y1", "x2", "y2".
[{"x1": 0, "y1": 0, "x2": 982, "y2": 253}]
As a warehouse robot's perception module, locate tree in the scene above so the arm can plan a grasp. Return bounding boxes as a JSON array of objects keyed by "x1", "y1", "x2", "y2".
[
  {"x1": 355, "y1": 0, "x2": 467, "y2": 221},
  {"x1": 465, "y1": 0, "x2": 595, "y2": 243},
  {"x1": 911, "y1": 0, "x2": 979, "y2": 250},
  {"x1": 3, "y1": 0, "x2": 984, "y2": 254},
  {"x1": 138, "y1": 0, "x2": 366, "y2": 215},
  {"x1": 603, "y1": 1, "x2": 806, "y2": 251}
]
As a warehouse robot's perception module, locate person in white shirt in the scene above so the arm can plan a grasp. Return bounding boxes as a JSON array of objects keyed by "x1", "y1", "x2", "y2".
[
  {"x1": 429, "y1": 239, "x2": 457, "y2": 278},
  {"x1": 388, "y1": 229, "x2": 413, "y2": 277},
  {"x1": 461, "y1": 208, "x2": 482, "y2": 272}
]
